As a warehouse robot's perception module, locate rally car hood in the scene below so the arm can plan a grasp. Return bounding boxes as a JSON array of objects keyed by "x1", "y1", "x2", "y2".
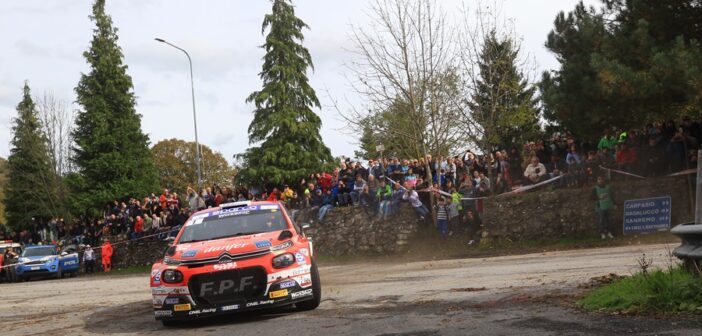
[{"x1": 172, "y1": 231, "x2": 282, "y2": 260}]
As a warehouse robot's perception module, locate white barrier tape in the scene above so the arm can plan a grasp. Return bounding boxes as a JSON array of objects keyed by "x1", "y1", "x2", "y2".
[
  {"x1": 388, "y1": 174, "x2": 563, "y2": 200},
  {"x1": 599, "y1": 166, "x2": 646, "y2": 179},
  {"x1": 666, "y1": 168, "x2": 697, "y2": 177},
  {"x1": 0, "y1": 227, "x2": 180, "y2": 270},
  {"x1": 499, "y1": 174, "x2": 565, "y2": 196}
]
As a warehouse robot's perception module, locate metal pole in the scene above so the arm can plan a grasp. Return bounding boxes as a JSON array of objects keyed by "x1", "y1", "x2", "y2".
[
  {"x1": 155, "y1": 38, "x2": 202, "y2": 191},
  {"x1": 695, "y1": 150, "x2": 702, "y2": 224}
]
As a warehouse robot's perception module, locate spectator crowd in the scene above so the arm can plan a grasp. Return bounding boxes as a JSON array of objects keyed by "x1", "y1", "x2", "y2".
[{"x1": 0, "y1": 116, "x2": 699, "y2": 247}]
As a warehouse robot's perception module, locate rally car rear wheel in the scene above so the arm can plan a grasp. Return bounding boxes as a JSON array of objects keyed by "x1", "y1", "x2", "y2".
[{"x1": 295, "y1": 260, "x2": 321, "y2": 311}]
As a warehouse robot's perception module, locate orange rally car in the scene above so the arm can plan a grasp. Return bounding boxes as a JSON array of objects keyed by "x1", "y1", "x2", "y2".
[{"x1": 150, "y1": 201, "x2": 321, "y2": 326}]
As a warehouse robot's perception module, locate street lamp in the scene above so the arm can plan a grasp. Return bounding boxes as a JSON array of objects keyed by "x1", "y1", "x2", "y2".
[{"x1": 155, "y1": 37, "x2": 202, "y2": 191}]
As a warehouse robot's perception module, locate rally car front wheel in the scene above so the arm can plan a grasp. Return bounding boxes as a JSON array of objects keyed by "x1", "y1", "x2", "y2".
[{"x1": 295, "y1": 260, "x2": 321, "y2": 311}]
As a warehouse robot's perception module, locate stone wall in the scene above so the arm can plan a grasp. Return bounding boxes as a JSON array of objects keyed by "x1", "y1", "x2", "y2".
[
  {"x1": 294, "y1": 203, "x2": 421, "y2": 256},
  {"x1": 481, "y1": 176, "x2": 694, "y2": 243},
  {"x1": 94, "y1": 240, "x2": 169, "y2": 270}
]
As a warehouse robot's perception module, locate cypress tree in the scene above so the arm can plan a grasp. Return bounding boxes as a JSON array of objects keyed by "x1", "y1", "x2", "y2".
[
  {"x1": 71, "y1": 0, "x2": 158, "y2": 213},
  {"x1": 470, "y1": 31, "x2": 541, "y2": 152},
  {"x1": 237, "y1": 0, "x2": 333, "y2": 186},
  {"x1": 6, "y1": 83, "x2": 58, "y2": 230}
]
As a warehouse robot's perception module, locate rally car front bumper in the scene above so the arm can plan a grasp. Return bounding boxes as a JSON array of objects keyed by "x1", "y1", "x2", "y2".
[{"x1": 152, "y1": 264, "x2": 314, "y2": 321}]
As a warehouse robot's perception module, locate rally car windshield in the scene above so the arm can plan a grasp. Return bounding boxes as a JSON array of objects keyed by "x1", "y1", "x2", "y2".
[
  {"x1": 22, "y1": 247, "x2": 56, "y2": 257},
  {"x1": 178, "y1": 209, "x2": 287, "y2": 244}
]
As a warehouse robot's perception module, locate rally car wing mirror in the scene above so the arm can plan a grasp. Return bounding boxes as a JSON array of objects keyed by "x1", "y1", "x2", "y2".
[
  {"x1": 165, "y1": 245, "x2": 176, "y2": 257},
  {"x1": 278, "y1": 230, "x2": 293, "y2": 241},
  {"x1": 60, "y1": 252, "x2": 68, "y2": 256}
]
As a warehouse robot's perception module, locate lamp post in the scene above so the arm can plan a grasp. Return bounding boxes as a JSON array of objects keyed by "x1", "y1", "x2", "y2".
[{"x1": 155, "y1": 38, "x2": 202, "y2": 191}]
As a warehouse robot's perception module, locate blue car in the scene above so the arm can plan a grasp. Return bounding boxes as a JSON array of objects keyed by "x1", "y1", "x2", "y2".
[{"x1": 16, "y1": 245, "x2": 80, "y2": 281}]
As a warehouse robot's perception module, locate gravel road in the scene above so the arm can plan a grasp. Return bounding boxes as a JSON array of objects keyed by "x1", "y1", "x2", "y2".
[{"x1": 1, "y1": 243, "x2": 700, "y2": 336}]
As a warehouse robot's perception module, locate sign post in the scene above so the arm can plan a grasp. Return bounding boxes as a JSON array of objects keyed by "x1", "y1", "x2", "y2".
[{"x1": 623, "y1": 196, "x2": 672, "y2": 234}]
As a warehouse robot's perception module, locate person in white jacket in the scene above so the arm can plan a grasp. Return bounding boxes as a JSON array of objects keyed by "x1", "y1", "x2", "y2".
[
  {"x1": 401, "y1": 182, "x2": 429, "y2": 221},
  {"x1": 523, "y1": 157, "x2": 547, "y2": 185},
  {"x1": 83, "y1": 245, "x2": 95, "y2": 274}
]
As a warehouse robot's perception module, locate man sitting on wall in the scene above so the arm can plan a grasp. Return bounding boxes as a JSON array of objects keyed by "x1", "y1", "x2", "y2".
[{"x1": 523, "y1": 157, "x2": 547, "y2": 185}]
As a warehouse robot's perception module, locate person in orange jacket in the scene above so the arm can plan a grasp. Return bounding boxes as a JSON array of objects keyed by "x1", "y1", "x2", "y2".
[{"x1": 101, "y1": 240, "x2": 113, "y2": 273}]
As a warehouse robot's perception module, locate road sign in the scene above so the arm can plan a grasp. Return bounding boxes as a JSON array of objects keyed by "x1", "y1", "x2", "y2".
[
  {"x1": 623, "y1": 196, "x2": 672, "y2": 234},
  {"x1": 376, "y1": 144, "x2": 385, "y2": 152}
]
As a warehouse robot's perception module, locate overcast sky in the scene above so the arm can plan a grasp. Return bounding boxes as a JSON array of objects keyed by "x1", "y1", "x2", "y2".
[{"x1": 0, "y1": 0, "x2": 598, "y2": 162}]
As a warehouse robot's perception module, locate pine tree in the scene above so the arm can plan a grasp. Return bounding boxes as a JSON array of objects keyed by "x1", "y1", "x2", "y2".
[
  {"x1": 541, "y1": 1, "x2": 702, "y2": 139},
  {"x1": 237, "y1": 0, "x2": 333, "y2": 186},
  {"x1": 6, "y1": 83, "x2": 59, "y2": 230},
  {"x1": 71, "y1": 0, "x2": 158, "y2": 214},
  {"x1": 470, "y1": 31, "x2": 541, "y2": 153}
]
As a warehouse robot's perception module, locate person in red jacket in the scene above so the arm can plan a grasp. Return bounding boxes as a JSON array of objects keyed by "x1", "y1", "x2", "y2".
[
  {"x1": 133, "y1": 215, "x2": 144, "y2": 240},
  {"x1": 615, "y1": 142, "x2": 638, "y2": 173},
  {"x1": 101, "y1": 240, "x2": 113, "y2": 273},
  {"x1": 266, "y1": 188, "x2": 280, "y2": 202}
]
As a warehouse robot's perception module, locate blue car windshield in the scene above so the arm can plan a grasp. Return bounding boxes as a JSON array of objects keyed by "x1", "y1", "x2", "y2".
[{"x1": 22, "y1": 247, "x2": 56, "y2": 257}]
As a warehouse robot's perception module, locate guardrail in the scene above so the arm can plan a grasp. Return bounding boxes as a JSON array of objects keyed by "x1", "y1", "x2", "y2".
[{"x1": 671, "y1": 222, "x2": 702, "y2": 275}]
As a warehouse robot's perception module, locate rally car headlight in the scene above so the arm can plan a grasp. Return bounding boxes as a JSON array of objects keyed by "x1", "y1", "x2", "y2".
[
  {"x1": 272, "y1": 253, "x2": 295, "y2": 269},
  {"x1": 19, "y1": 258, "x2": 30, "y2": 264},
  {"x1": 162, "y1": 270, "x2": 184, "y2": 283}
]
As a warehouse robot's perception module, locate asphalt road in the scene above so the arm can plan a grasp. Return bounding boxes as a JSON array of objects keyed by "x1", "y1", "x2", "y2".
[{"x1": 1, "y1": 243, "x2": 700, "y2": 336}]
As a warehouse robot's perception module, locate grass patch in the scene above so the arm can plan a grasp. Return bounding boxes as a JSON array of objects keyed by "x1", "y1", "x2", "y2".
[{"x1": 579, "y1": 266, "x2": 702, "y2": 314}]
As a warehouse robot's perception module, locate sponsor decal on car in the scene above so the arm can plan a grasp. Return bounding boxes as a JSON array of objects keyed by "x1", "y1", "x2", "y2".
[
  {"x1": 259, "y1": 205, "x2": 279, "y2": 210},
  {"x1": 203, "y1": 243, "x2": 249, "y2": 254},
  {"x1": 299, "y1": 276, "x2": 312, "y2": 287},
  {"x1": 278, "y1": 280, "x2": 297, "y2": 289},
  {"x1": 245, "y1": 300, "x2": 274, "y2": 308},
  {"x1": 299, "y1": 248, "x2": 309, "y2": 256},
  {"x1": 173, "y1": 303, "x2": 191, "y2": 312},
  {"x1": 152, "y1": 296, "x2": 166, "y2": 306},
  {"x1": 267, "y1": 265, "x2": 311, "y2": 282},
  {"x1": 199, "y1": 276, "x2": 254, "y2": 296},
  {"x1": 154, "y1": 310, "x2": 173, "y2": 317},
  {"x1": 269, "y1": 289, "x2": 289, "y2": 299},
  {"x1": 295, "y1": 252, "x2": 306, "y2": 265},
  {"x1": 188, "y1": 308, "x2": 216, "y2": 315},
  {"x1": 164, "y1": 298, "x2": 180, "y2": 305},
  {"x1": 213, "y1": 262, "x2": 237, "y2": 271},
  {"x1": 291, "y1": 265, "x2": 311, "y2": 276},
  {"x1": 291, "y1": 289, "x2": 313, "y2": 300},
  {"x1": 255, "y1": 240, "x2": 272, "y2": 249},
  {"x1": 152, "y1": 286, "x2": 189, "y2": 295},
  {"x1": 153, "y1": 271, "x2": 161, "y2": 284},
  {"x1": 220, "y1": 304, "x2": 240, "y2": 311},
  {"x1": 182, "y1": 250, "x2": 198, "y2": 258}
]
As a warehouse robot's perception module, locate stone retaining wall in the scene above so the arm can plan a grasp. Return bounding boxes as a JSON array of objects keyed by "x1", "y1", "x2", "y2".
[
  {"x1": 481, "y1": 176, "x2": 694, "y2": 243},
  {"x1": 295, "y1": 203, "x2": 421, "y2": 256}
]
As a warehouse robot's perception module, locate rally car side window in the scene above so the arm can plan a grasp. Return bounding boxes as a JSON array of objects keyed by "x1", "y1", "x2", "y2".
[{"x1": 282, "y1": 204, "x2": 301, "y2": 235}]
